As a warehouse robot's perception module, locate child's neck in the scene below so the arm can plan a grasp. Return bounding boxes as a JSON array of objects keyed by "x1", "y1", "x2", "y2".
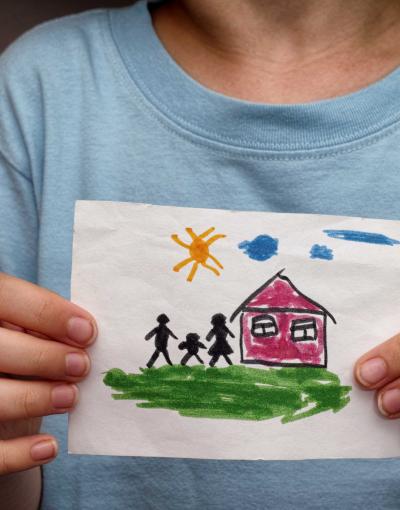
[{"x1": 152, "y1": 0, "x2": 400, "y2": 103}]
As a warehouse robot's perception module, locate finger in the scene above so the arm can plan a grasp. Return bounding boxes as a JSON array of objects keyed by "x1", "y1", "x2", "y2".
[
  {"x1": 0, "y1": 328, "x2": 90, "y2": 381},
  {"x1": 0, "y1": 379, "x2": 78, "y2": 421},
  {"x1": 0, "y1": 320, "x2": 51, "y2": 341},
  {"x1": 0, "y1": 435, "x2": 58, "y2": 475},
  {"x1": 0, "y1": 273, "x2": 97, "y2": 347},
  {"x1": 0, "y1": 320, "x2": 24, "y2": 332},
  {"x1": 0, "y1": 416, "x2": 42, "y2": 440},
  {"x1": 354, "y1": 333, "x2": 400, "y2": 389},
  {"x1": 376, "y1": 378, "x2": 400, "y2": 419}
]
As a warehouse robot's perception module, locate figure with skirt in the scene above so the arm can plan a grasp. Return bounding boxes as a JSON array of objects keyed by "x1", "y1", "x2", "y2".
[{"x1": 206, "y1": 313, "x2": 235, "y2": 366}]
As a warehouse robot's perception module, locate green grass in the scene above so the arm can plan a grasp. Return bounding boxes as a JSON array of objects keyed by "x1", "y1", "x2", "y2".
[{"x1": 103, "y1": 365, "x2": 351, "y2": 423}]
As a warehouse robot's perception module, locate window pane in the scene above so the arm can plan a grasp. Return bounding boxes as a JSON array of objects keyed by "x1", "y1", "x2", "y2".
[
  {"x1": 251, "y1": 315, "x2": 278, "y2": 338},
  {"x1": 291, "y1": 318, "x2": 317, "y2": 341}
]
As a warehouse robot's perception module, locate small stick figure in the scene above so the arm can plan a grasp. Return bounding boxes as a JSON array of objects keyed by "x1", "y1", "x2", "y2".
[
  {"x1": 179, "y1": 333, "x2": 206, "y2": 365},
  {"x1": 145, "y1": 314, "x2": 178, "y2": 368},
  {"x1": 206, "y1": 313, "x2": 235, "y2": 367}
]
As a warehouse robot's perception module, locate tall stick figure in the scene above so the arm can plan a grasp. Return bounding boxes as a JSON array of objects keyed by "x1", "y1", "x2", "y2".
[
  {"x1": 206, "y1": 313, "x2": 235, "y2": 367},
  {"x1": 145, "y1": 314, "x2": 178, "y2": 368}
]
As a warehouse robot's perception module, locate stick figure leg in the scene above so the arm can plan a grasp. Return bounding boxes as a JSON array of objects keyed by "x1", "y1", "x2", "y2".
[
  {"x1": 180, "y1": 353, "x2": 192, "y2": 366},
  {"x1": 146, "y1": 349, "x2": 160, "y2": 368},
  {"x1": 161, "y1": 349, "x2": 173, "y2": 365},
  {"x1": 195, "y1": 354, "x2": 204, "y2": 364},
  {"x1": 223, "y1": 355, "x2": 233, "y2": 365},
  {"x1": 209, "y1": 355, "x2": 219, "y2": 367}
]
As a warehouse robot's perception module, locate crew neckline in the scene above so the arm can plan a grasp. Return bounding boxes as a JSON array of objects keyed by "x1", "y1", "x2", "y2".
[{"x1": 109, "y1": 0, "x2": 400, "y2": 152}]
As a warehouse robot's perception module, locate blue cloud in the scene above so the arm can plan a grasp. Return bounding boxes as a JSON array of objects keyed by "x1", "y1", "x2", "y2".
[
  {"x1": 323, "y1": 229, "x2": 400, "y2": 246},
  {"x1": 310, "y1": 244, "x2": 333, "y2": 261},
  {"x1": 238, "y1": 235, "x2": 278, "y2": 261}
]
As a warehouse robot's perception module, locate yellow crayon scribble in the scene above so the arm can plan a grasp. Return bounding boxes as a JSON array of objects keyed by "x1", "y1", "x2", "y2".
[{"x1": 171, "y1": 227, "x2": 226, "y2": 282}]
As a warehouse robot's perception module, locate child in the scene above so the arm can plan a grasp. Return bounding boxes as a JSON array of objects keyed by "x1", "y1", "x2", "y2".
[
  {"x1": 1, "y1": 0, "x2": 400, "y2": 508},
  {"x1": 179, "y1": 332, "x2": 206, "y2": 365}
]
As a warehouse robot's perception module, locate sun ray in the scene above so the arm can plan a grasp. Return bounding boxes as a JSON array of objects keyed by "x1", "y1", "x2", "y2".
[
  {"x1": 187, "y1": 262, "x2": 199, "y2": 282},
  {"x1": 171, "y1": 226, "x2": 226, "y2": 282},
  {"x1": 206, "y1": 234, "x2": 226, "y2": 246},
  {"x1": 171, "y1": 234, "x2": 190, "y2": 249},
  {"x1": 208, "y1": 253, "x2": 224, "y2": 269},
  {"x1": 173, "y1": 257, "x2": 194, "y2": 272},
  {"x1": 199, "y1": 227, "x2": 215, "y2": 239},
  {"x1": 201, "y1": 262, "x2": 220, "y2": 276},
  {"x1": 185, "y1": 228, "x2": 198, "y2": 241}
]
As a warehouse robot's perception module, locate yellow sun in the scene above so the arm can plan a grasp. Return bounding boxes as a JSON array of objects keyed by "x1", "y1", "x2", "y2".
[{"x1": 171, "y1": 227, "x2": 226, "y2": 282}]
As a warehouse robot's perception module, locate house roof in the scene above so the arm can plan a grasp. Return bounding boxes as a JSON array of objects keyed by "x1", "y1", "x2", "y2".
[{"x1": 230, "y1": 270, "x2": 336, "y2": 323}]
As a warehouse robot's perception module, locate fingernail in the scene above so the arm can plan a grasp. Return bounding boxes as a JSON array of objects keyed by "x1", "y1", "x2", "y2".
[
  {"x1": 31, "y1": 440, "x2": 57, "y2": 461},
  {"x1": 378, "y1": 388, "x2": 400, "y2": 416},
  {"x1": 67, "y1": 317, "x2": 96, "y2": 345},
  {"x1": 357, "y1": 357, "x2": 387, "y2": 386},
  {"x1": 65, "y1": 352, "x2": 90, "y2": 377},
  {"x1": 51, "y1": 384, "x2": 78, "y2": 409}
]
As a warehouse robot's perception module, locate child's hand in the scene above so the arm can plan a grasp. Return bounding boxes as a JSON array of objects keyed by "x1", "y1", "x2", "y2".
[
  {"x1": 355, "y1": 335, "x2": 400, "y2": 418},
  {"x1": 0, "y1": 273, "x2": 97, "y2": 475}
]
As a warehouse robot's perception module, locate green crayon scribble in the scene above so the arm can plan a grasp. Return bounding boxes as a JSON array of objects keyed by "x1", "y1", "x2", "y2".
[{"x1": 103, "y1": 365, "x2": 351, "y2": 423}]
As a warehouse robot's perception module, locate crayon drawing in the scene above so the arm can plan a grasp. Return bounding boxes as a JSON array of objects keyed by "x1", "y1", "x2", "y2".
[
  {"x1": 179, "y1": 333, "x2": 206, "y2": 365},
  {"x1": 310, "y1": 244, "x2": 333, "y2": 260},
  {"x1": 206, "y1": 313, "x2": 235, "y2": 367},
  {"x1": 103, "y1": 365, "x2": 351, "y2": 424},
  {"x1": 323, "y1": 229, "x2": 400, "y2": 245},
  {"x1": 70, "y1": 202, "x2": 400, "y2": 461},
  {"x1": 103, "y1": 271, "x2": 349, "y2": 424},
  {"x1": 230, "y1": 271, "x2": 336, "y2": 368},
  {"x1": 238, "y1": 234, "x2": 278, "y2": 261},
  {"x1": 145, "y1": 314, "x2": 178, "y2": 368},
  {"x1": 171, "y1": 227, "x2": 226, "y2": 282}
]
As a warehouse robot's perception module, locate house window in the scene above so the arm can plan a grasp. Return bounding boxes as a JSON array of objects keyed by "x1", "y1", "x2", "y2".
[
  {"x1": 251, "y1": 315, "x2": 278, "y2": 338},
  {"x1": 291, "y1": 318, "x2": 317, "y2": 342}
]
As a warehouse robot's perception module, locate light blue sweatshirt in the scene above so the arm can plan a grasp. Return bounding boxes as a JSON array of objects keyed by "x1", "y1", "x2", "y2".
[{"x1": 1, "y1": 1, "x2": 400, "y2": 508}]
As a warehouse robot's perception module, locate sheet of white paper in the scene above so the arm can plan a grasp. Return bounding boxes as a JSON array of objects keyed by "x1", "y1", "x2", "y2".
[{"x1": 69, "y1": 201, "x2": 400, "y2": 460}]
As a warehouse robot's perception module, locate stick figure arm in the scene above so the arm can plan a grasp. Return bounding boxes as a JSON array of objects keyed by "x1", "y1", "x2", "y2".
[
  {"x1": 145, "y1": 328, "x2": 157, "y2": 340},
  {"x1": 167, "y1": 328, "x2": 178, "y2": 339},
  {"x1": 206, "y1": 329, "x2": 215, "y2": 342},
  {"x1": 224, "y1": 325, "x2": 235, "y2": 338},
  {"x1": 198, "y1": 342, "x2": 207, "y2": 349}
]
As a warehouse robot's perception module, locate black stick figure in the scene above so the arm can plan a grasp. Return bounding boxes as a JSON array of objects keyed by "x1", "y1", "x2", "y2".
[
  {"x1": 145, "y1": 314, "x2": 178, "y2": 368},
  {"x1": 178, "y1": 333, "x2": 206, "y2": 365},
  {"x1": 206, "y1": 313, "x2": 235, "y2": 367}
]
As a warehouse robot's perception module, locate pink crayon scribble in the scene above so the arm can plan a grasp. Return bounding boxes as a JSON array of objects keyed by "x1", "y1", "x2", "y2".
[{"x1": 230, "y1": 270, "x2": 335, "y2": 368}]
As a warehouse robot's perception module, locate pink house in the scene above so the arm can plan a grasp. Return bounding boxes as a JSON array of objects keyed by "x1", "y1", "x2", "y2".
[{"x1": 230, "y1": 271, "x2": 335, "y2": 367}]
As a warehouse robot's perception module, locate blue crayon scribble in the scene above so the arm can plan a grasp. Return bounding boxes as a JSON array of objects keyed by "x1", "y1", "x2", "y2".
[
  {"x1": 238, "y1": 235, "x2": 278, "y2": 261},
  {"x1": 310, "y1": 244, "x2": 333, "y2": 261},
  {"x1": 323, "y1": 229, "x2": 400, "y2": 246}
]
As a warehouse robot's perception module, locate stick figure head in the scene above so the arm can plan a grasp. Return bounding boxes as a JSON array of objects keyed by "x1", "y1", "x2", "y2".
[
  {"x1": 211, "y1": 313, "x2": 227, "y2": 327},
  {"x1": 186, "y1": 333, "x2": 200, "y2": 342},
  {"x1": 157, "y1": 314, "x2": 170, "y2": 324}
]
